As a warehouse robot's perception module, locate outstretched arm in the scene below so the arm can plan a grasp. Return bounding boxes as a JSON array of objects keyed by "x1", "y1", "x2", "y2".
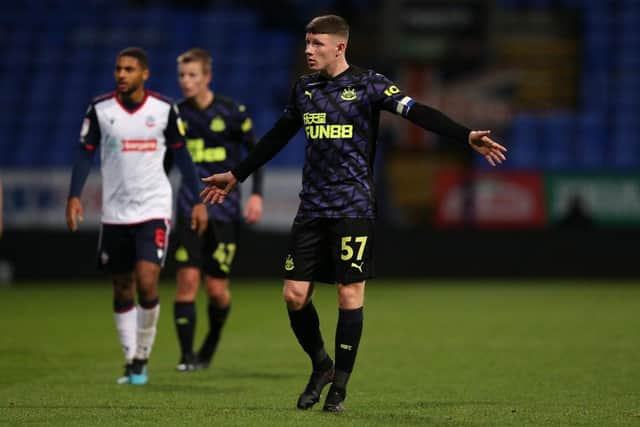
[
  {"x1": 201, "y1": 115, "x2": 300, "y2": 204},
  {"x1": 231, "y1": 115, "x2": 300, "y2": 182},
  {"x1": 406, "y1": 102, "x2": 506, "y2": 166}
]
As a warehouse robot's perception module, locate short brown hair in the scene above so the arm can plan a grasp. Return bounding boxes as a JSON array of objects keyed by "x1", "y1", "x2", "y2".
[
  {"x1": 177, "y1": 48, "x2": 213, "y2": 74},
  {"x1": 305, "y1": 15, "x2": 349, "y2": 40},
  {"x1": 117, "y1": 47, "x2": 149, "y2": 69}
]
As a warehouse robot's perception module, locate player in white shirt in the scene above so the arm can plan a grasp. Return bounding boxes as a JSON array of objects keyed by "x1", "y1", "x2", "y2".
[{"x1": 65, "y1": 47, "x2": 207, "y2": 385}]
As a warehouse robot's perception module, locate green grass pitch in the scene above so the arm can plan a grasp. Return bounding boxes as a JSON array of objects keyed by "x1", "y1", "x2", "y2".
[{"x1": 1, "y1": 280, "x2": 639, "y2": 426}]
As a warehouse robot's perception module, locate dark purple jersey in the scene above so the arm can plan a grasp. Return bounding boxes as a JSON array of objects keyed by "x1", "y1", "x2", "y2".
[
  {"x1": 283, "y1": 66, "x2": 415, "y2": 219},
  {"x1": 175, "y1": 95, "x2": 262, "y2": 222}
]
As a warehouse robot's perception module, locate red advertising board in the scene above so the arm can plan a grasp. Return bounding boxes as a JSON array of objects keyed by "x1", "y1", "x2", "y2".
[{"x1": 434, "y1": 169, "x2": 546, "y2": 228}]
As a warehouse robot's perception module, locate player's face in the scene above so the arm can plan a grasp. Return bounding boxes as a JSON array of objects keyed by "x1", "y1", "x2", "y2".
[
  {"x1": 305, "y1": 32, "x2": 344, "y2": 72},
  {"x1": 114, "y1": 56, "x2": 148, "y2": 96},
  {"x1": 178, "y1": 62, "x2": 211, "y2": 98}
]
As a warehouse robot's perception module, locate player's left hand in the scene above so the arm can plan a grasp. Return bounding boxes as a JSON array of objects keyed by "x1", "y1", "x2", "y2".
[
  {"x1": 468, "y1": 130, "x2": 507, "y2": 167},
  {"x1": 244, "y1": 194, "x2": 263, "y2": 224},
  {"x1": 191, "y1": 203, "x2": 208, "y2": 236}
]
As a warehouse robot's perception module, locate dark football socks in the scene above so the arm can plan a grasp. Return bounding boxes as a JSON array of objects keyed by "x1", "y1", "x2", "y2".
[
  {"x1": 288, "y1": 301, "x2": 331, "y2": 370},
  {"x1": 199, "y1": 299, "x2": 230, "y2": 361},
  {"x1": 333, "y1": 307, "x2": 364, "y2": 390},
  {"x1": 174, "y1": 301, "x2": 196, "y2": 356}
]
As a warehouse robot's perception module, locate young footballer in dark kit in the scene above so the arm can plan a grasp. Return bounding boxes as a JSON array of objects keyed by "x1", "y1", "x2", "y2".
[
  {"x1": 169, "y1": 48, "x2": 263, "y2": 371},
  {"x1": 200, "y1": 16, "x2": 506, "y2": 412}
]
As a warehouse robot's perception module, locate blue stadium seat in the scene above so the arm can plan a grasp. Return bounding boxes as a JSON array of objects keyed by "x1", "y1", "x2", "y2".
[
  {"x1": 52, "y1": 125, "x2": 80, "y2": 165},
  {"x1": 0, "y1": 120, "x2": 13, "y2": 166},
  {"x1": 505, "y1": 114, "x2": 540, "y2": 170},
  {"x1": 12, "y1": 125, "x2": 46, "y2": 167},
  {"x1": 575, "y1": 114, "x2": 607, "y2": 169},
  {"x1": 611, "y1": 128, "x2": 640, "y2": 169},
  {"x1": 201, "y1": 13, "x2": 229, "y2": 36},
  {"x1": 6, "y1": 25, "x2": 35, "y2": 47},
  {"x1": 541, "y1": 114, "x2": 575, "y2": 170},
  {"x1": 580, "y1": 74, "x2": 609, "y2": 112},
  {"x1": 56, "y1": 109, "x2": 83, "y2": 130},
  {"x1": 228, "y1": 9, "x2": 258, "y2": 28}
]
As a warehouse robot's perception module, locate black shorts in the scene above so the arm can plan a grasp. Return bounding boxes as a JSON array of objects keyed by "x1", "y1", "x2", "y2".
[
  {"x1": 284, "y1": 217, "x2": 375, "y2": 284},
  {"x1": 173, "y1": 216, "x2": 239, "y2": 278},
  {"x1": 97, "y1": 219, "x2": 171, "y2": 274}
]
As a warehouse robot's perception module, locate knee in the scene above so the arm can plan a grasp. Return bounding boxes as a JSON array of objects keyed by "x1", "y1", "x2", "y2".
[
  {"x1": 136, "y1": 261, "x2": 160, "y2": 296},
  {"x1": 137, "y1": 272, "x2": 155, "y2": 290},
  {"x1": 338, "y1": 283, "x2": 365, "y2": 309},
  {"x1": 207, "y1": 279, "x2": 230, "y2": 306},
  {"x1": 113, "y1": 274, "x2": 135, "y2": 299},
  {"x1": 283, "y1": 286, "x2": 307, "y2": 311},
  {"x1": 176, "y1": 269, "x2": 200, "y2": 301}
]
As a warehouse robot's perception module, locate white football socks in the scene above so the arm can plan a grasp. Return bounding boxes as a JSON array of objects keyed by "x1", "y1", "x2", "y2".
[
  {"x1": 114, "y1": 307, "x2": 138, "y2": 363},
  {"x1": 135, "y1": 304, "x2": 160, "y2": 360}
]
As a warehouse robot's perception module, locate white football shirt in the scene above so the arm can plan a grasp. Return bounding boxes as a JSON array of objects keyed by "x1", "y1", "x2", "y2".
[{"x1": 81, "y1": 92, "x2": 184, "y2": 224}]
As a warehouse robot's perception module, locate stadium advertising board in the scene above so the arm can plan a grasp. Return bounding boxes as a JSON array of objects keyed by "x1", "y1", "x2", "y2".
[
  {"x1": 433, "y1": 169, "x2": 546, "y2": 228},
  {"x1": 545, "y1": 174, "x2": 640, "y2": 226},
  {"x1": 0, "y1": 169, "x2": 299, "y2": 231},
  {"x1": 1, "y1": 169, "x2": 103, "y2": 229}
]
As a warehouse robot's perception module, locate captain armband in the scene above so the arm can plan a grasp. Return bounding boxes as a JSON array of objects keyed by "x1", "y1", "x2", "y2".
[{"x1": 395, "y1": 96, "x2": 415, "y2": 117}]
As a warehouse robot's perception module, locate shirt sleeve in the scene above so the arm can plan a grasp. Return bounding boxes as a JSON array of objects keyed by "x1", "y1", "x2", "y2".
[
  {"x1": 69, "y1": 104, "x2": 100, "y2": 198},
  {"x1": 164, "y1": 103, "x2": 187, "y2": 149},
  {"x1": 231, "y1": 115, "x2": 301, "y2": 182},
  {"x1": 237, "y1": 104, "x2": 264, "y2": 196},
  {"x1": 406, "y1": 102, "x2": 471, "y2": 143},
  {"x1": 369, "y1": 73, "x2": 470, "y2": 143},
  {"x1": 80, "y1": 103, "x2": 101, "y2": 151},
  {"x1": 166, "y1": 103, "x2": 201, "y2": 203},
  {"x1": 368, "y1": 72, "x2": 416, "y2": 118},
  {"x1": 282, "y1": 81, "x2": 302, "y2": 122}
]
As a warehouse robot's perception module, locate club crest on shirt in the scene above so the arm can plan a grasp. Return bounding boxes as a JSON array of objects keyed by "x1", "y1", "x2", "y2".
[
  {"x1": 145, "y1": 115, "x2": 156, "y2": 128},
  {"x1": 210, "y1": 117, "x2": 226, "y2": 132},
  {"x1": 284, "y1": 254, "x2": 295, "y2": 271},
  {"x1": 175, "y1": 246, "x2": 189, "y2": 262},
  {"x1": 341, "y1": 87, "x2": 357, "y2": 101}
]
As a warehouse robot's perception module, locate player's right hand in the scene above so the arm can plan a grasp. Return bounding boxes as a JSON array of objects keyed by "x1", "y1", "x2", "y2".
[
  {"x1": 65, "y1": 197, "x2": 84, "y2": 232},
  {"x1": 201, "y1": 171, "x2": 238, "y2": 205},
  {"x1": 191, "y1": 203, "x2": 208, "y2": 236}
]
